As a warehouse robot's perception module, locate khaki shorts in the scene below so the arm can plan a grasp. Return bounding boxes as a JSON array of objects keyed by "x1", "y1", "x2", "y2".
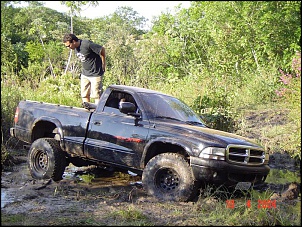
[{"x1": 80, "y1": 74, "x2": 103, "y2": 99}]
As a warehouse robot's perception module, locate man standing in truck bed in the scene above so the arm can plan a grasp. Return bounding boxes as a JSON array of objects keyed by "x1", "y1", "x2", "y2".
[{"x1": 63, "y1": 33, "x2": 106, "y2": 105}]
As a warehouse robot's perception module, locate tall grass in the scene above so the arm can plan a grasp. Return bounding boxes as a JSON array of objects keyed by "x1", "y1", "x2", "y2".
[
  {"x1": 1, "y1": 80, "x2": 23, "y2": 143},
  {"x1": 21, "y1": 73, "x2": 82, "y2": 106}
]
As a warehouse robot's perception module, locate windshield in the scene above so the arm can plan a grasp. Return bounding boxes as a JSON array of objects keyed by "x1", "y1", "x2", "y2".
[{"x1": 139, "y1": 92, "x2": 206, "y2": 125}]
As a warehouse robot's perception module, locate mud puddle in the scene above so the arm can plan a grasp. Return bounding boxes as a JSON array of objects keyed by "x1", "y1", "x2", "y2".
[{"x1": 1, "y1": 162, "x2": 143, "y2": 209}]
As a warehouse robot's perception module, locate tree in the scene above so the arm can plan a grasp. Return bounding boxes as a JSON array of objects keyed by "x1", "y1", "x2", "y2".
[{"x1": 88, "y1": 6, "x2": 148, "y2": 85}]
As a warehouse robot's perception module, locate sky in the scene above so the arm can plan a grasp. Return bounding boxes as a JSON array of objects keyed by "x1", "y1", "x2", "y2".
[{"x1": 42, "y1": 1, "x2": 191, "y2": 29}]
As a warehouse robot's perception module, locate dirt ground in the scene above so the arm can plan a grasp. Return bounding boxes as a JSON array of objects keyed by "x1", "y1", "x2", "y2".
[{"x1": 1, "y1": 108, "x2": 301, "y2": 226}]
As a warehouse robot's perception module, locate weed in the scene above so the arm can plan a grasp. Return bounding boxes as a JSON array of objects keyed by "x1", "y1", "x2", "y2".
[{"x1": 81, "y1": 174, "x2": 95, "y2": 184}]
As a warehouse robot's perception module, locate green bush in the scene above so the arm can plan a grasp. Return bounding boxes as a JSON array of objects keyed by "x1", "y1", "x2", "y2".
[{"x1": 1, "y1": 80, "x2": 23, "y2": 143}]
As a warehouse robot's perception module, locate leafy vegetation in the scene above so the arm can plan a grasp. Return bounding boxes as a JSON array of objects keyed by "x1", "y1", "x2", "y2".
[
  {"x1": 1, "y1": 7, "x2": 301, "y2": 226},
  {"x1": 2, "y1": 1, "x2": 300, "y2": 160}
]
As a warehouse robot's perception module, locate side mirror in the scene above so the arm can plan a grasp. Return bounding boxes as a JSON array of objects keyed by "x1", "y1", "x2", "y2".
[{"x1": 119, "y1": 102, "x2": 141, "y2": 118}]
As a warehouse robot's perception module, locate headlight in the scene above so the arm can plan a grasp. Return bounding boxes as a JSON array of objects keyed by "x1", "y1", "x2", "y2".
[{"x1": 199, "y1": 147, "x2": 226, "y2": 160}]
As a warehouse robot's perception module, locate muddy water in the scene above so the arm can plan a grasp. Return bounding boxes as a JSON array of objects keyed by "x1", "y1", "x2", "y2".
[
  {"x1": 1, "y1": 163, "x2": 30, "y2": 208},
  {"x1": 1, "y1": 186, "x2": 16, "y2": 208},
  {"x1": 1, "y1": 163, "x2": 142, "y2": 208}
]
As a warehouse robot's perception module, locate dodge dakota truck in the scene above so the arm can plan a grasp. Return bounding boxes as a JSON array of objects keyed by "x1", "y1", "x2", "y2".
[{"x1": 10, "y1": 84, "x2": 270, "y2": 202}]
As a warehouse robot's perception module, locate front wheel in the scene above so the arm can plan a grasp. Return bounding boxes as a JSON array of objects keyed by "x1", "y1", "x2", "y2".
[
  {"x1": 142, "y1": 153, "x2": 197, "y2": 202},
  {"x1": 28, "y1": 138, "x2": 66, "y2": 181}
]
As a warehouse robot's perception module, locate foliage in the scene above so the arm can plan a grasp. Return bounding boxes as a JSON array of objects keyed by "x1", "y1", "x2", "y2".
[
  {"x1": 1, "y1": 3, "x2": 300, "y2": 225},
  {"x1": 22, "y1": 73, "x2": 81, "y2": 106},
  {"x1": 111, "y1": 6, "x2": 147, "y2": 33},
  {"x1": 1, "y1": 1, "x2": 301, "y2": 160},
  {"x1": 80, "y1": 174, "x2": 95, "y2": 184},
  {"x1": 60, "y1": 1, "x2": 99, "y2": 17},
  {"x1": 273, "y1": 51, "x2": 301, "y2": 158},
  {"x1": 1, "y1": 79, "x2": 23, "y2": 143},
  {"x1": 151, "y1": 1, "x2": 300, "y2": 84},
  {"x1": 109, "y1": 205, "x2": 149, "y2": 224},
  {"x1": 266, "y1": 169, "x2": 300, "y2": 184}
]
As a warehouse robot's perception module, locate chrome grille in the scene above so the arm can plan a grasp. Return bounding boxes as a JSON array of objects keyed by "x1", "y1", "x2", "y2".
[{"x1": 226, "y1": 145, "x2": 266, "y2": 166}]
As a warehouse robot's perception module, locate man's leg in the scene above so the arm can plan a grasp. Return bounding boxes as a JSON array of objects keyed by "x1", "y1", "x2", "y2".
[
  {"x1": 81, "y1": 74, "x2": 91, "y2": 103},
  {"x1": 82, "y1": 97, "x2": 90, "y2": 103},
  {"x1": 90, "y1": 76, "x2": 102, "y2": 104}
]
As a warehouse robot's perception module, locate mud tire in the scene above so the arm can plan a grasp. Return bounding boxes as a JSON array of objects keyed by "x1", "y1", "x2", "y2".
[
  {"x1": 28, "y1": 138, "x2": 66, "y2": 181},
  {"x1": 142, "y1": 153, "x2": 197, "y2": 202}
]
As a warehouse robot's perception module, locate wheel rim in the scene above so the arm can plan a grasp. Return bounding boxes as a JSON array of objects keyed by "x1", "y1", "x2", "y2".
[
  {"x1": 33, "y1": 149, "x2": 48, "y2": 172},
  {"x1": 155, "y1": 168, "x2": 180, "y2": 192}
]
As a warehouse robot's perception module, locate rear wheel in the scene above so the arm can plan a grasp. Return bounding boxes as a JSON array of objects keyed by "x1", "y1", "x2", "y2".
[
  {"x1": 28, "y1": 138, "x2": 66, "y2": 181},
  {"x1": 142, "y1": 153, "x2": 197, "y2": 202}
]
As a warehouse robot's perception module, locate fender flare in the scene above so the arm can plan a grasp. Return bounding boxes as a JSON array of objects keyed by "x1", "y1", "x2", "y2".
[
  {"x1": 31, "y1": 116, "x2": 65, "y2": 148},
  {"x1": 140, "y1": 136, "x2": 192, "y2": 168}
]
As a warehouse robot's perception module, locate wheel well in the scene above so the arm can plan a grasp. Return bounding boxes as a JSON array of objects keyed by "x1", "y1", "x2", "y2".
[
  {"x1": 144, "y1": 142, "x2": 188, "y2": 166},
  {"x1": 32, "y1": 121, "x2": 58, "y2": 142}
]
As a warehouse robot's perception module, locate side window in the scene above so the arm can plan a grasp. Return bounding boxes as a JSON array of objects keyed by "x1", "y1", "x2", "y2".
[{"x1": 103, "y1": 91, "x2": 137, "y2": 115}]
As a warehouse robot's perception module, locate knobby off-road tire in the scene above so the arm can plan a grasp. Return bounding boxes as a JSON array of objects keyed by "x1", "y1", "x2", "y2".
[
  {"x1": 28, "y1": 138, "x2": 66, "y2": 181},
  {"x1": 142, "y1": 153, "x2": 197, "y2": 202}
]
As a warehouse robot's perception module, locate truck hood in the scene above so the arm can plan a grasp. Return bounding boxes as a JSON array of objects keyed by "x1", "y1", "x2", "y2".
[{"x1": 154, "y1": 120, "x2": 262, "y2": 148}]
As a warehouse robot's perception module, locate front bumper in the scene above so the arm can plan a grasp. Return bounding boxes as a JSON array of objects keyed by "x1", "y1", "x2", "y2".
[{"x1": 190, "y1": 156, "x2": 270, "y2": 187}]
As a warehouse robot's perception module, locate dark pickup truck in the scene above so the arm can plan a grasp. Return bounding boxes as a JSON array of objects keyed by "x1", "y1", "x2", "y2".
[{"x1": 10, "y1": 84, "x2": 270, "y2": 201}]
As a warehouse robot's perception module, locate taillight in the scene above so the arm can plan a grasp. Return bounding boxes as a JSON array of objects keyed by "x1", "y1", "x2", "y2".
[{"x1": 14, "y1": 107, "x2": 19, "y2": 124}]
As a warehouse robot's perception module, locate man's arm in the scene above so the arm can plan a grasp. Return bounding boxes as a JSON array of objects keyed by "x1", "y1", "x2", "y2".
[{"x1": 100, "y1": 47, "x2": 106, "y2": 72}]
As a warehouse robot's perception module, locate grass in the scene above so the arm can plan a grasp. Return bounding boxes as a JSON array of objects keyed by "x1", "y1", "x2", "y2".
[
  {"x1": 107, "y1": 205, "x2": 152, "y2": 226},
  {"x1": 1, "y1": 214, "x2": 27, "y2": 225},
  {"x1": 234, "y1": 102, "x2": 300, "y2": 158},
  {"x1": 266, "y1": 169, "x2": 301, "y2": 184},
  {"x1": 1, "y1": 185, "x2": 300, "y2": 226},
  {"x1": 81, "y1": 174, "x2": 95, "y2": 184}
]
